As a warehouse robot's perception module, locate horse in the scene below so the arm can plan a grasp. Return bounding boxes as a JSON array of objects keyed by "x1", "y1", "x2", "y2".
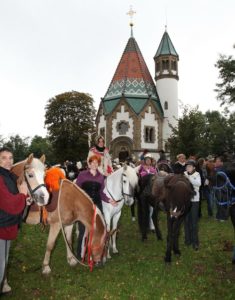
[
  {"x1": 102, "y1": 165, "x2": 139, "y2": 258},
  {"x1": 137, "y1": 173, "x2": 194, "y2": 263},
  {"x1": 13, "y1": 157, "x2": 107, "y2": 274},
  {"x1": 11, "y1": 154, "x2": 50, "y2": 208}
]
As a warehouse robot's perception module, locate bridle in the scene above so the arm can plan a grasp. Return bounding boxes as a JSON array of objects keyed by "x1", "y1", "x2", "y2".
[
  {"x1": 106, "y1": 171, "x2": 134, "y2": 203},
  {"x1": 24, "y1": 165, "x2": 47, "y2": 202}
]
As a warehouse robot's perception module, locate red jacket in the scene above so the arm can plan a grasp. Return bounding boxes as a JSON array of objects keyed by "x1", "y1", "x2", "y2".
[{"x1": 0, "y1": 176, "x2": 26, "y2": 240}]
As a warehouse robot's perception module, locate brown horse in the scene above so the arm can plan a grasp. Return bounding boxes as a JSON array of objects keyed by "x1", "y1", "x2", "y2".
[
  {"x1": 41, "y1": 179, "x2": 107, "y2": 274},
  {"x1": 152, "y1": 174, "x2": 194, "y2": 263},
  {"x1": 12, "y1": 155, "x2": 107, "y2": 274}
]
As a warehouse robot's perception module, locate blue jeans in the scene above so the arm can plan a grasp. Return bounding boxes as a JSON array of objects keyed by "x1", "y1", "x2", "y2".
[{"x1": 0, "y1": 239, "x2": 10, "y2": 289}]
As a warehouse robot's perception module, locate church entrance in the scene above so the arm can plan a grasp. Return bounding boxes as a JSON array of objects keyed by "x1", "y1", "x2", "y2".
[{"x1": 110, "y1": 136, "x2": 133, "y2": 162}]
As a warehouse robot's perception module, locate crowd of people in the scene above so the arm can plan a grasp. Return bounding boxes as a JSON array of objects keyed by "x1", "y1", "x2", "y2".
[{"x1": 0, "y1": 137, "x2": 234, "y2": 295}]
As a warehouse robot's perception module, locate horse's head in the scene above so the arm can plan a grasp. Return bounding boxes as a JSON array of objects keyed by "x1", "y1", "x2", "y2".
[
  {"x1": 12, "y1": 154, "x2": 50, "y2": 206},
  {"x1": 121, "y1": 164, "x2": 139, "y2": 206}
]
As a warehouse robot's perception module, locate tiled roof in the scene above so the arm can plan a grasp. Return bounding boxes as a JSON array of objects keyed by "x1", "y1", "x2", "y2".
[
  {"x1": 154, "y1": 31, "x2": 178, "y2": 58},
  {"x1": 103, "y1": 36, "x2": 163, "y2": 116}
]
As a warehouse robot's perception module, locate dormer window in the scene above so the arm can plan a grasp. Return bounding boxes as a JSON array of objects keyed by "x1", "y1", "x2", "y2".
[{"x1": 164, "y1": 101, "x2": 168, "y2": 110}]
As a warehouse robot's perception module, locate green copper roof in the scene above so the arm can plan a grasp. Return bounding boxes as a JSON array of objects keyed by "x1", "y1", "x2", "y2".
[{"x1": 154, "y1": 31, "x2": 178, "y2": 58}]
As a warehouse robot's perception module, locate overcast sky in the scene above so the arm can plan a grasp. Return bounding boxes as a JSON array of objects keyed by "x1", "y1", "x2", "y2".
[{"x1": 0, "y1": 0, "x2": 234, "y2": 139}]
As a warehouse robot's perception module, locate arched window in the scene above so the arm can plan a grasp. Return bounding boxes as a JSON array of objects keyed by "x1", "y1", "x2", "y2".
[{"x1": 144, "y1": 126, "x2": 155, "y2": 143}]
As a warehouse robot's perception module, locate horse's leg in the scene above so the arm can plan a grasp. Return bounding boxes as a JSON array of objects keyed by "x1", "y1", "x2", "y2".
[
  {"x1": 137, "y1": 194, "x2": 149, "y2": 241},
  {"x1": 165, "y1": 214, "x2": 173, "y2": 263},
  {"x1": 152, "y1": 206, "x2": 163, "y2": 240},
  {"x1": 111, "y1": 211, "x2": 122, "y2": 254},
  {"x1": 130, "y1": 199, "x2": 136, "y2": 221},
  {"x1": 42, "y1": 222, "x2": 61, "y2": 275},
  {"x1": 172, "y1": 216, "x2": 184, "y2": 256},
  {"x1": 64, "y1": 224, "x2": 77, "y2": 266}
]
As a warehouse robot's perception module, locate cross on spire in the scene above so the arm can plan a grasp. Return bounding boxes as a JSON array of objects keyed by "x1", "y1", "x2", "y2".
[{"x1": 126, "y1": 5, "x2": 136, "y2": 37}]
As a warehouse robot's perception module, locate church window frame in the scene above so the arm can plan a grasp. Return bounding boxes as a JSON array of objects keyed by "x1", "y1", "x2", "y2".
[
  {"x1": 100, "y1": 127, "x2": 105, "y2": 137},
  {"x1": 116, "y1": 120, "x2": 129, "y2": 135},
  {"x1": 144, "y1": 126, "x2": 155, "y2": 143}
]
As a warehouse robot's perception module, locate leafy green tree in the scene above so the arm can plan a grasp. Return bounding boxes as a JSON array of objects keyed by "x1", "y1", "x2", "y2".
[
  {"x1": 168, "y1": 106, "x2": 206, "y2": 159},
  {"x1": 44, "y1": 91, "x2": 96, "y2": 163},
  {"x1": 215, "y1": 45, "x2": 235, "y2": 106},
  {"x1": 3, "y1": 135, "x2": 29, "y2": 162},
  {"x1": 28, "y1": 135, "x2": 54, "y2": 164},
  {"x1": 167, "y1": 106, "x2": 235, "y2": 160}
]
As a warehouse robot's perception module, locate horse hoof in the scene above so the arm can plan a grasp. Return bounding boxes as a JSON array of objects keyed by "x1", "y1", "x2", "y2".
[
  {"x1": 113, "y1": 249, "x2": 119, "y2": 254},
  {"x1": 42, "y1": 265, "x2": 51, "y2": 275},
  {"x1": 68, "y1": 257, "x2": 78, "y2": 267},
  {"x1": 164, "y1": 257, "x2": 171, "y2": 264}
]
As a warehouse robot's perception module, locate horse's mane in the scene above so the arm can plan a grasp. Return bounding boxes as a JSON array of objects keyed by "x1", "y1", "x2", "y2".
[{"x1": 45, "y1": 167, "x2": 66, "y2": 192}]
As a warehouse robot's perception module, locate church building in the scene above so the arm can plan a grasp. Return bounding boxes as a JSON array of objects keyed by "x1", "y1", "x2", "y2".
[{"x1": 96, "y1": 25, "x2": 179, "y2": 162}]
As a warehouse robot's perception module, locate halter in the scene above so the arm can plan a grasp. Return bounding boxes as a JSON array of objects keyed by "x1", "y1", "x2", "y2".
[
  {"x1": 24, "y1": 165, "x2": 46, "y2": 202},
  {"x1": 106, "y1": 171, "x2": 134, "y2": 202}
]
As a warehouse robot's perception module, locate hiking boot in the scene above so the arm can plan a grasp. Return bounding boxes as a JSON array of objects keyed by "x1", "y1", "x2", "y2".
[{"x1": 2, "y1": 279, "x2": 12, "y2": 294}]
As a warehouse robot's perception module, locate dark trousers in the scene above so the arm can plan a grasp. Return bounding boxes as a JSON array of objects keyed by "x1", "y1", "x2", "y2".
[
  {"x1": 77, "y1": 222, "x2": 86, "y2": 259},
  {"x1": 184, "y1": 202, "x2": 199, "y2": 247},
  {"x1": 203, "y1": 186, "x2": 213, "y2": 216}
]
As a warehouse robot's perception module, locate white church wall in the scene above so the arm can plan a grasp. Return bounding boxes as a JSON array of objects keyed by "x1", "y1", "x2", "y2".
[
  {"x1": 141, "y1": 106, "x2": 158, "y2": 150},
  {"x1": 98, "y1": 115, "x2": 106, "y2": 138},
  {"x1": 112, "y1": 105, "x2": 133, "y2": 140}
]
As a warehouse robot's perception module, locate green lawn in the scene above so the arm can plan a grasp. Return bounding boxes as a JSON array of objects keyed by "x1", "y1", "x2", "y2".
[{"x1": 3, "y1": 201, "x2": 235, "y2": 300}]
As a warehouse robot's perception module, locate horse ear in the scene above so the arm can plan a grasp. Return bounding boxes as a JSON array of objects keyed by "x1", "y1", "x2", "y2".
[
  {"x1": 27, "y1": 153, "x2": 34, "y2": 164},
  {"x1": 40, "y1": 154, "x2": 46, "y2": 164}
]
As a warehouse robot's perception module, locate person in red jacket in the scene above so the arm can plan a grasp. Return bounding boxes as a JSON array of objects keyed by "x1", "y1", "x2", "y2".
[{"x1": 0, "y1": 147, "x2": 28, "y2": 295}]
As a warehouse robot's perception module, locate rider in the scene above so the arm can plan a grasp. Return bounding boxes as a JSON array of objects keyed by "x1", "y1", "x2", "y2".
[
  {"x1": 136, "y1": 153, "x2": 157, "y2": 231},
  {"x1": 137, "y1": 153, "x2": 157, "y2": 177},
  {"x1": 0, "y1": 147, "x2": 28, "y2": 295},
  {"x1": 87, "y1": 135, "x2": 113, "y2": 177}
]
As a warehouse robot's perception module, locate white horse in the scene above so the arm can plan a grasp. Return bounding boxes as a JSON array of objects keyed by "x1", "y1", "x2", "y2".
[{"x1": 102, "y1": 165, "x2": 138, "y2": 258}]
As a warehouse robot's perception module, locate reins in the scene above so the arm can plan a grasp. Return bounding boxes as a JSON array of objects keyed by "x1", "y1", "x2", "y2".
[{"x1": 57, "y1": 184, "x2": 104, "y2": 271}]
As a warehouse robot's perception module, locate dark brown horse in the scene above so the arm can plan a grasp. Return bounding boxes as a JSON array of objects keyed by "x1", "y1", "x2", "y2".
[{"x1": 137, "y1": 173, "x2": 194, "y2": 263}]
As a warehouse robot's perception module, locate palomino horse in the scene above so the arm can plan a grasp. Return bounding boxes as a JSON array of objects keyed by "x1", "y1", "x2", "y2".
[
  {"x1": 102, "y1": 165, "x2": 139, "y2": 258},
  {"x1": 11, "y1": 154, "x2": 50, "y2": 207},
  {"x1": 42, "y1": 179, "x2": 107, "y2": 274}
]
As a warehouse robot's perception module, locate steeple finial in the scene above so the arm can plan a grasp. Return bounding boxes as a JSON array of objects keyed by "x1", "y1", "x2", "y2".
[{"x1": 126, "y1": 5, "x2": 136, "y2": 37}]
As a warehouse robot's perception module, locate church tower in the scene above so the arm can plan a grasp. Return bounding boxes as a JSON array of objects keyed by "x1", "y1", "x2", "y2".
[
  {"x1": 154, "y1": 28, "x2": 179, "y2": 145},
  {"x1": 96, "y1": 24, "x2": 164, "y2": 161}
]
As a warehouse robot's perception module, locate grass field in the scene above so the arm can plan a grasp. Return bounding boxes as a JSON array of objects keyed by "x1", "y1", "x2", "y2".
[{"x1": 3, "y1": 201, "x2": 235, "y2": 300}]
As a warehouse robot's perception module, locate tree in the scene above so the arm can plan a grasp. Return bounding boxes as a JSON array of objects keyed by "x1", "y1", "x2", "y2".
[
  {"x1": 168, "y1": 106, "x2": 207, "y2": 159},
  {"x1": 44, "y1": 91, "x2": 96, "y2": 163},
  {"x1": 215, "y1": 45, "x2": 235, "y2": 106},
  {"x1": 167, "y1": 106, "x2": 235, "y2": 160},
  {"x1": 28, "y1": 135, "x2": 54, "y2": 164},
  {"x1": 3, "y1": 135, "x2": 29, "y2": 162}
]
